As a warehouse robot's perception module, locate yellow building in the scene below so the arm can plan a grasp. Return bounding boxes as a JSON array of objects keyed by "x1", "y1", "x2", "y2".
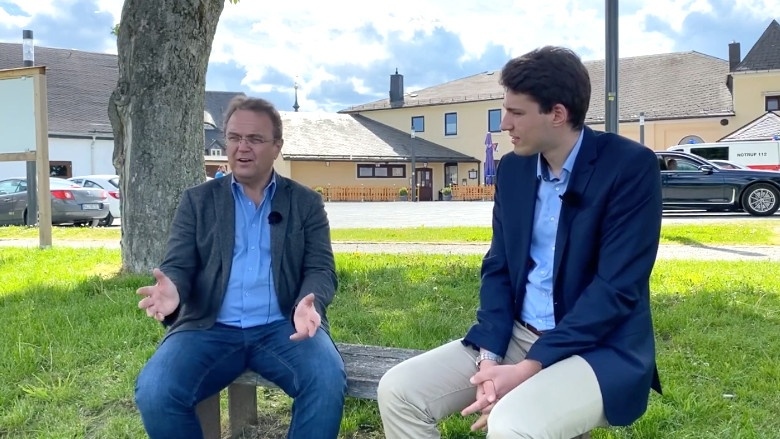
[{"x1": 333, "y1": 19, "x2": 780, "y2": 198}]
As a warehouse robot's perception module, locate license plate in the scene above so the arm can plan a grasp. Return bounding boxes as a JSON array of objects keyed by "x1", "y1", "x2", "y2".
[{"x1": 82, "y1": 203, "x2": 101, "y2": 210}]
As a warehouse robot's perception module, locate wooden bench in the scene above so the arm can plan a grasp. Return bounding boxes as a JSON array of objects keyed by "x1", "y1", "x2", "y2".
[
  {"x1": 195, "y1": 342, "x2": 592, "y2": 439},
  {"x1": 196, "y1": 343, "x2": 423, "y2": 439}
]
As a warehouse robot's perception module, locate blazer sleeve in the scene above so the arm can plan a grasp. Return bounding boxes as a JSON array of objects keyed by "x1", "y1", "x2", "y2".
[
  {"x1": 463, "y1": 159, "x2": 516, "y2": 357},
  {"x1": 293, "y1": 191, "x2": 338, "y2": 314},
  {"x1": 526, "y1": 144, "x2": 663, "y2": 367},
  {"x1": 159, "y1": 189, "x2": 198, "y2": 305}
]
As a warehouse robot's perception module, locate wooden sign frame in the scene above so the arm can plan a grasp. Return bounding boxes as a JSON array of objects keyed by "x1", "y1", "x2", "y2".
[{"x1": 0, "y1": 66, "x2": 52, "y2": 247}]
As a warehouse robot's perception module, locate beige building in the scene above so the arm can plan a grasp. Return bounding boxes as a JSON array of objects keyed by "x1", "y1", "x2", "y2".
[{"x1": 335, "y1": 19, "x2": 780, "y2": 197}]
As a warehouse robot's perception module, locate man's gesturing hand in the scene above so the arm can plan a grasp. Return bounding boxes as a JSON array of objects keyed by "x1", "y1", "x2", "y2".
[
  {"x1": 137, "y1": 268, "x2": 180, "y2": 322},
  {"x1": 290, "y1": 293, "x2": 321, "y2": 341}
]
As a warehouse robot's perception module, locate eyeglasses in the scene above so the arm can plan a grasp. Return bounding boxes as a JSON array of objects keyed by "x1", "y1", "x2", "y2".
[{"x1": 225, "y1": 134, "x2": 276, "y2": 146}]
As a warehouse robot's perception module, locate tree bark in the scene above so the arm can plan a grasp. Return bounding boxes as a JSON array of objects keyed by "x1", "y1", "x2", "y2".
[{"x1": 108, "y1": 0, "x2": 225, "y2": 273}]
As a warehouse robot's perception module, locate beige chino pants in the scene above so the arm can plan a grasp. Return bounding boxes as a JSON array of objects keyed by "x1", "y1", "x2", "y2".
[{"x1": 377, "y1": 322, "x2": 608, "y2": 439}]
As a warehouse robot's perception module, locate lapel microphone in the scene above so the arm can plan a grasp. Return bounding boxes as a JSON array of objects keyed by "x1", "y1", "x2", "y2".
[
  {"x1": 559, "y1": 191, "x2": 582, "y2": 208},
  {"x1": 268, "y1": 211, "x2": 283, "y2": 225}
]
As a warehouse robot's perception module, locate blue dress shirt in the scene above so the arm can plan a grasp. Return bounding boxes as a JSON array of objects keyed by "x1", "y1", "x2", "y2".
[
  {"x1": 216, "y1": 174, "x2": 285, "y2": 328},
  {"x1": 520, "y1": 130, "x2": 584, "y2": 331}
]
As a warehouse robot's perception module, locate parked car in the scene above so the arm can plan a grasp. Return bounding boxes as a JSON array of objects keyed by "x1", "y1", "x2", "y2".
[
  {"x1": 0, "y1": 177, "x2": 109, "y2": 226},
  {"x1": 68, "y1": 174, "x2": 120, "y2": 226},
  {"x1": 709, "y1": 159, "x2": 747, "y2": 170},
  {"x1": 656, "y1": 151, "x2": 780, "y2": 216}
]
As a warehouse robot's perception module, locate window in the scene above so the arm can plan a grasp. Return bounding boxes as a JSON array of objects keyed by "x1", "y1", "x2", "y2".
[
  {"x1": 678, "y1": 135, "x2": 704, "y2": 145},
  {"x1": 356, "y1": 164, "x2": 406, "y2": 178},
  {"x1": 444, "y1": 163, "x2": 458, "y2": 186},
  {"x1": 411, "y1": 116, "x2": 424, "y2": 133},
  {"x1": 488, "y1": 109, "x2": 502, "y2": 133},
  {"x1": 49, "y1": 161, "x2": 72, "y2": 178},
  {"x1": 767, "y1": 96, "x2": 780, "y2": 111},
  {"x1": 210, "y1": 148, "x2": 222, "y2": 156},
  {"x1": 691, "y1": 146, "x2": 728, "y2": 161},
  {"x1": 444, "y1": 112, "x2": 457, "y2": 135}
]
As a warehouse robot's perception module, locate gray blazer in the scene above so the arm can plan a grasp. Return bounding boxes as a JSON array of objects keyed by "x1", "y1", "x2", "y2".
[{"x1": 159, "y1": 173, "x2": 337, "y2": 337}]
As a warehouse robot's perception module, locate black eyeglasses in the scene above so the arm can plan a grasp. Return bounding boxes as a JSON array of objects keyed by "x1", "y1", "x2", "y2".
[{"x1": 225, "y1": 134, "x2": 276, "y2": 146}]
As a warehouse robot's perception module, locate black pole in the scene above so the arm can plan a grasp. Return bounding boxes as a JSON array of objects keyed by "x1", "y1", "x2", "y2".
[
  {"x1": 410, "y1": 127, "x2": 417, "y2": 202},
  {"x1": 23, "y1": 29, "x2": 37, "y2": 226},
  {"x1": 605, "y1": 0, "x2": 619, "y2": 133},
  {"x1": 639, "y1": 112, "x2": 645, "y2": 145}
]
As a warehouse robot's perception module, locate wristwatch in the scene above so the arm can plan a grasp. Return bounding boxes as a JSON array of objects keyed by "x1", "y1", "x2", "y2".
[{"x1": 475, "y1": 350, "x2": 503, "y2": 368}]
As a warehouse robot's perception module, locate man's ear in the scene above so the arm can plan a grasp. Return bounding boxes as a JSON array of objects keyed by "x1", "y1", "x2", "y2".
[{"x1": 550, "y1": 103, "x2": 569, "y2": 127}]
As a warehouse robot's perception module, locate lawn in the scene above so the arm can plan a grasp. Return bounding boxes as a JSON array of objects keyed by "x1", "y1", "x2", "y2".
[
  {"x1": 0, "y1": 248, "x2": 778, "y2": 438},
  {"x1": 1, "y1": 222, "x2": 779, "y2": 245}
]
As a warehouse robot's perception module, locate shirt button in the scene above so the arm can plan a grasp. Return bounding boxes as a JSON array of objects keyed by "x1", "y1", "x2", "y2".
[
  {"x1": 555, "y1": 187, "x2": 560, "y2": 191},
  {"x1": 550, "y1": 217, "x2": 555, "y2": 221},
  {"x1": 250, "y1": 246, "x2": 255, "y2": 250}
]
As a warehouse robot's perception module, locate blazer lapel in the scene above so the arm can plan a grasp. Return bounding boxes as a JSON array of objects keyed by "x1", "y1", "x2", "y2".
[
  {"x1": 552, "y1": 128, "x2": 598, "y2": 285},
  {"x1": 215, "y1": 177, "x2": 236, "y2": 292},
  {"x1": 270, "y1": 177, "x2": 291, "y2": 288}
]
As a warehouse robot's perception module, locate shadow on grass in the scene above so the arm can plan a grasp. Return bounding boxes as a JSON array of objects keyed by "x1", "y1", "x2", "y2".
[{"x1": 663, "y1": 235, "x2": 769, "y2": 257}]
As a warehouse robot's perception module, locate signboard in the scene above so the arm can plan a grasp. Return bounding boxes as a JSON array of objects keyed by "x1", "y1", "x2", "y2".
[{"x1": 0, "y1": 73, "x2": 36, "y2": 154}]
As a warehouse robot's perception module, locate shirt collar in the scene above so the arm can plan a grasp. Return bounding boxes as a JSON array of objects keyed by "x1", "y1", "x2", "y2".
[
  {"x1": 230, "y1": 171, "x2": 277, "y2": 200},
  {"x1": 537, "y1": 129, "x2": 585, "y2": 180}
]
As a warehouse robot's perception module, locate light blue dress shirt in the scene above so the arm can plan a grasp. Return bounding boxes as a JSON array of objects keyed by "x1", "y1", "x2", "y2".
[
  {"x1": 216, "y1": 174, "x2": 285, "y2": 328},
  {"x1": 520, "y1": 130, "x2": 584, "y2": 331}
]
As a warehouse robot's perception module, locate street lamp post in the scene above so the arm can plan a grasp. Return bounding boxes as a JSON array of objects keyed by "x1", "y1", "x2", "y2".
[{"x1": 605, "y1": 0, "x2": 619, "y2": 133}]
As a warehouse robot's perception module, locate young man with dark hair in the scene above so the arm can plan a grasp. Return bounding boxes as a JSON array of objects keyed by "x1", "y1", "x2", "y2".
[{"x1": 377, "y1": 46, "x2": 662, "y2": 439}]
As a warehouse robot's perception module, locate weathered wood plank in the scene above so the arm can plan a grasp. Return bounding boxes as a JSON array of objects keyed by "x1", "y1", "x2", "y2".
[
  {"x1": 196, "y1": 392, "x2": 221, "y2": 439},
  {"x1": 231, "y1": 343, "x2": 423, "y2": 400},
  {"x1": 198, "y1": 343, "x2": 424, "y2": 437},
  {"x1": 228, "y1": 383, "x2": 258, "y2": 438}
]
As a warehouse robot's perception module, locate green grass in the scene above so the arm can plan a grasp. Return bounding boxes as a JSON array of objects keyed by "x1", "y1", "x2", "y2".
[
  {"x1": 1, "y1": 222, "x2": 779, "y2": 246},
  {"x1": 1, "y1": 249, "x2": 779, "y2": 438}
]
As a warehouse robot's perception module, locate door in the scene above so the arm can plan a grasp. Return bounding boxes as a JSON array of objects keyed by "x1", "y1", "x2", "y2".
[
  {"x1": 0, "y1": 179, "x2": 26, "y2": 224},
  {"x1": 660, "y1": 154, "x2": 726, "y2": 204},
  {"x1": 416, "y1": 168, "x2": 433, "y2": 201}
]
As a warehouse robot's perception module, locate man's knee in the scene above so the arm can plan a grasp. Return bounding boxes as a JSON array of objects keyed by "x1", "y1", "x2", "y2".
[
  {"x1": 135, "y1": 364, "x2": 178, "y2": 414},
  {"x1": 377, "y1": 361, "x2": 412, "y2": 409},
  {"x1": 298, "y1": 341, "x2": 347, "y2": 400}
]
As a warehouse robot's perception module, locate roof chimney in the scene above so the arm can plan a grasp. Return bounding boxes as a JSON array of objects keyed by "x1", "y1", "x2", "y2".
[
  {"x1": 728, "y1": 41, "x2": 741, "y2": 71},
  {"x1": 389, "y1": 68, "x2": 404, "y2": 107}
]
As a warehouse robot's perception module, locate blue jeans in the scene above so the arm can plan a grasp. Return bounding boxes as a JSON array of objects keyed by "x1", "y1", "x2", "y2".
[{"x1": 135, "y1": 320, "x2": 347, "y2": 439}]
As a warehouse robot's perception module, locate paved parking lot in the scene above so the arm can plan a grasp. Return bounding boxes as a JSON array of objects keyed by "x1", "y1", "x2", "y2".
[
  {"x1": 323, "y1": 201, "x2": 780, "y2": 229},
  {"x1": 108, "y1": 202, "x2": 779, "y2": 229}
]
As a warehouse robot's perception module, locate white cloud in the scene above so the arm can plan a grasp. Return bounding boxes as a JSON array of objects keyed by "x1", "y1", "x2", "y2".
[{"x1": 6, "y1": 0, "x2": 770, "y2": 111}]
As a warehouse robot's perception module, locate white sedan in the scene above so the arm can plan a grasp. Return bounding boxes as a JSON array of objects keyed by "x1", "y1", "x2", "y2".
[{"x1": 68, "y1": 174, "x2": 121, "y2": 226}]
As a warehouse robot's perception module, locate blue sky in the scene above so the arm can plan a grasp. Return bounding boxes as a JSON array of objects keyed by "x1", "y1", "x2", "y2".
[{"x1": 0, "y1": 0, "x2": 777, "y2": 112}]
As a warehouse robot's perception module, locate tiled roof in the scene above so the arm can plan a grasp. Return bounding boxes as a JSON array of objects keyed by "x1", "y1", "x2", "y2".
[
  {"x1": 735, "y1": 20, "x2": 780, "y2": 72},
  {"x1": 0, "y1": 43, "x2": 247, "y2": 140},
  {"x1": 205, "y1": 91, "x2": 245, "y2": 129},
  {"x1": 280, "y1": 112, "x2": 478, "y2": 162},
  {"x1": 0, "y1": 42, "x2": 117, "y2": 136},
  {"x1": 341, "y1": 51, "x2": 735, "y2": 122},
  {"x1": 718, "y1": 111, "x2": 780, "y2": 141}
]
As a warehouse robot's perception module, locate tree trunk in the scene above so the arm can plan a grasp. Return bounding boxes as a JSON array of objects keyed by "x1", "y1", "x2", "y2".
[{"x1": 108, "y1": 0, "x2": 225, "y2": 273}]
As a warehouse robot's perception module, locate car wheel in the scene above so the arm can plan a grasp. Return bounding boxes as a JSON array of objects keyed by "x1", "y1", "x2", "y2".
[
  {"x1": 99, "y1": 213, "x2": 114, "y2": 227},
  {"x1": 741, "y1": 183, "x2": 780, "y2": 216}
]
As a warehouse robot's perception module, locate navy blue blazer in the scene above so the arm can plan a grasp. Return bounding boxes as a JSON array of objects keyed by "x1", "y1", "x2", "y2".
[{"x1": 463, "y1": 127, "x2": 663, "y2": 426}]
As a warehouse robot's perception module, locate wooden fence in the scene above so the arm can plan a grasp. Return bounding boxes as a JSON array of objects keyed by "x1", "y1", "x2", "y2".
[
  {"x1": 313, "y1": 185, "x2": 495, "y2": 202},
  {"x1": 452, "y1": 185, "x2": 494, "y2": 201}
]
